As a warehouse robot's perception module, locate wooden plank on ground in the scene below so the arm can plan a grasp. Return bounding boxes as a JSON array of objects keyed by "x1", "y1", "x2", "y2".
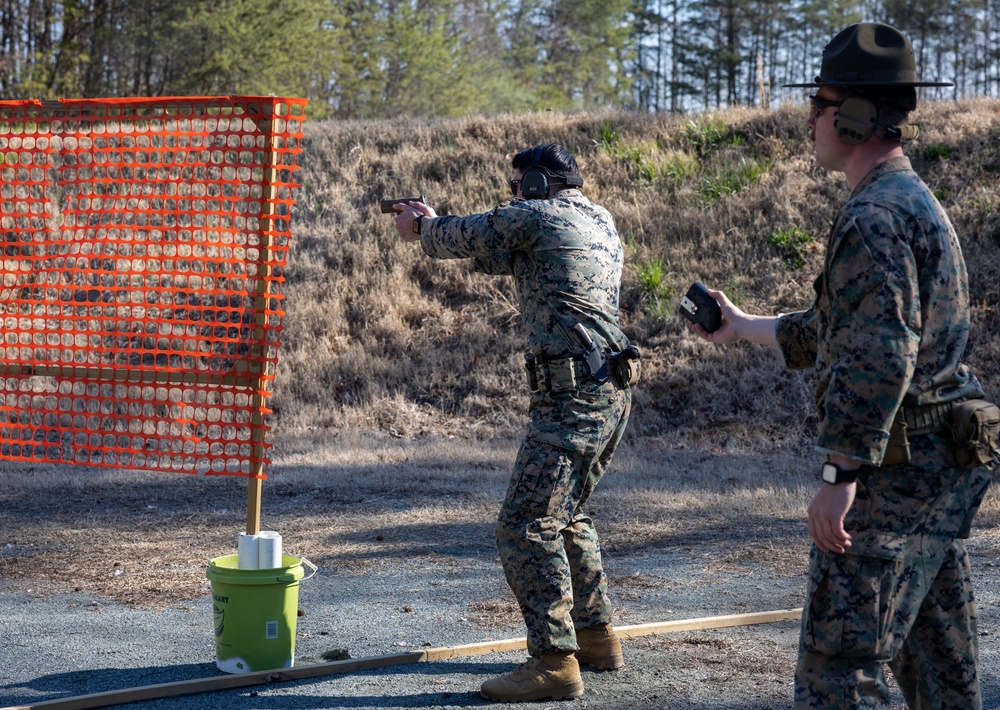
[
  {"x1": 616, "y1": 608, "x2": 802, "y2": 637},
  {"x1": 418, "y1": 608, "x2": 803, "y2": 660},
  {"x1": 1, "y1": 608, "x2": 803, "y2": 710},
  {"x1": 420, "y1": 636, "x2": 529, "y2": 660},
  {"x1": 0, "y1": 653, "x2": 424, "y2": 710}
]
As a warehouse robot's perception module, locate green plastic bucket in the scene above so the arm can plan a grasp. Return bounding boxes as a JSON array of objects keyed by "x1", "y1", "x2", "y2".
[{"x1": 206, "y1": 553, "x2": 317, "y2": 673}]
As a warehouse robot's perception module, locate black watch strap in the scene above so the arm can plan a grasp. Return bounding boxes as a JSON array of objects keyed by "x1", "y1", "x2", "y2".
[
  {"x1": 821, "y1": 461, "x2": 859, "y2": 485},
  {"x1": 412, "y1": 214, "x2": 425, "y2": 235}
]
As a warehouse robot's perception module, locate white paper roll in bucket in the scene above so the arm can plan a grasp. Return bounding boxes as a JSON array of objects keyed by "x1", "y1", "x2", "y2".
[
  {"x1": 257, "y1": 531, "x2": 282, "y2": 569},
  {"x1": 238, "y1": 533, "x2": 260, "y2": 569}
]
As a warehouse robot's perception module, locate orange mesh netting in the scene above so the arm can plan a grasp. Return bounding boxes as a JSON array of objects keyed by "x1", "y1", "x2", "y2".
[{"x1": 0, "y1": 96, "x2": 306, "y2": 477}]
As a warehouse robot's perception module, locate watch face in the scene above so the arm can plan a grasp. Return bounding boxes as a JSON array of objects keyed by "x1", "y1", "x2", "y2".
[{"x1": 821, "y1": 462, "x2": 838, "y2": 484}]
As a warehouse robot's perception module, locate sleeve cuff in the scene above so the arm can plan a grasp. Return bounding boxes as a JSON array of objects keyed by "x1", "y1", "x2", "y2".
[
  {"x1": 813, "y1": 446, "x2": 871, "y2": 464},
  {"x1": 816, "y1": 417, "x2": 890, "y2": 465},
  {"x1": 775, "y1": 311, "x2": 816, "y2": 370}
]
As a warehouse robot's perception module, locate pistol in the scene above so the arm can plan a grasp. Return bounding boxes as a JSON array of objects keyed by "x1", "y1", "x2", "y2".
[{"x1": 380, "y1": 196, "x2": 426, "y2": 214}]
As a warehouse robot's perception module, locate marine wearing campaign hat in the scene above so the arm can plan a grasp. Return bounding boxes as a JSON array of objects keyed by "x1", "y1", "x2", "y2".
[{"x1": 692, "y1": 20, "x2": 990, "y2": 710}]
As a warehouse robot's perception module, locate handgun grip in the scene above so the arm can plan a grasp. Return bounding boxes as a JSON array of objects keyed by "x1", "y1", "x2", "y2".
[{"x1": 571, "y1": 323, "x2": 595, "y2": 349}]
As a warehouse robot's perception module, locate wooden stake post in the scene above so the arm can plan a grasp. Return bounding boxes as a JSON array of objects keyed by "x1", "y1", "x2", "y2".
[{"x1": 245, "y1": 104, "x2": 286, "y2": 535}]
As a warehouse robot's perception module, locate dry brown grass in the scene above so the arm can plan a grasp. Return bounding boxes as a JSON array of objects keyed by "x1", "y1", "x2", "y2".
[
  {"x1": 275, "y1": 98, "x2": 1000, "y2": 446},
  {"x1": 0, "y1": 431, "x2": 811, "y2": 607}
]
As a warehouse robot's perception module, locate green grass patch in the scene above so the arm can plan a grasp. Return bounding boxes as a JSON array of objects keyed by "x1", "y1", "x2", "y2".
[
  {"x1": 683, "y1": 116, "x2": 745, "y2": 152},
  {"x1": 600, "y1": 134, "x2": 665, "y2": 183},
  {"x1": 636, "y1": 257, "x2": 671, "y2": 298},
  {"x1": 635, "y1": 257, "x2": 675, "y2": 317},
  {"x1": 923, "y1": 143, "x2": 952, "y2": 161},
  {"x1": 598, "y1": 119, "x2": 621, "y2": 149},
  {"x1": 767, "y1": 227, "x2": 814, "y2": 270},
  {"x1": 645, "y1": 295, "x2": 674, "y2": 321},
  {"x1": 698, "y1": 156, "x2": 769, "y2": 203},
  {"x1": 662, "y1": 153, "x2": 699, "y2": 184}
]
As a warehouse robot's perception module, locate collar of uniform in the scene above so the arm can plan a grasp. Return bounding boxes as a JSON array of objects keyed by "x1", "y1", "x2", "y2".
[{"x1": 849, "y1": 155, "x2": 913, "y2": 200}]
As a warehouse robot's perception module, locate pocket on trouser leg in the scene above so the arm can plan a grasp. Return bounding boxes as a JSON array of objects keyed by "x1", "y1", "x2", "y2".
[
  {"x1": 802, "y1": 548, "x2": 903, "y2": 660},
  {"x1": 502, "y1": 438, "x2": 581, "y2": 520}
]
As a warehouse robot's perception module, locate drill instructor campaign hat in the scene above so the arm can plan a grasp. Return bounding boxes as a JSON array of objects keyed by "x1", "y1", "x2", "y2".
[{"x1": 784, "y1": 22, "x2": 953, "y2": 88}]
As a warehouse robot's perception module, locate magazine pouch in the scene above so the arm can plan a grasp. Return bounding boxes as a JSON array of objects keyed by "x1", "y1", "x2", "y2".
[{"x1": 950, "y1": 398, "x2": 1000, "y2": 470}]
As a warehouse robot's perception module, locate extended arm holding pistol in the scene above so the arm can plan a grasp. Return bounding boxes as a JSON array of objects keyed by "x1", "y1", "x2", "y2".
[{"x1": 386, "y1": 195, "x2": 436, "y2": 242}]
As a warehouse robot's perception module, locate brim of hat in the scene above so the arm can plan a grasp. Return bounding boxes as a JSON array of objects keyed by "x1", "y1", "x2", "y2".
[{"x1": 783, "y1": 80, "x2": 953, "y2": 88}]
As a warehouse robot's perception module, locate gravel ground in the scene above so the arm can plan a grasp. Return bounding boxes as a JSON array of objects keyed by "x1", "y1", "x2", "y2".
[
  {"x1": 2, "y1": 437, "x2": 999, "y2": 710},
  {"x1": 2, "y1": 542, "x2": 1000, "y2": 710}
]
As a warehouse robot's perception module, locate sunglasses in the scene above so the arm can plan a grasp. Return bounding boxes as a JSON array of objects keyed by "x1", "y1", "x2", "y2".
[
  {"x1": 509, "y1": 178, "x2": 521, "y2": 196},
  {"x1": 809, "y1": 94, "x2": 844, "y2": 119}
]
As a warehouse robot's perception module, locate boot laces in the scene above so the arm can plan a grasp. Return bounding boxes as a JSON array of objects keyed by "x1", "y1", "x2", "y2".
[{"x1": 510, "y1": 656, "x2": 549, "y2": 680}]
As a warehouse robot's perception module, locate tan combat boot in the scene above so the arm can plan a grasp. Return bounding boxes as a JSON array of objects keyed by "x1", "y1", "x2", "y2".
[
  {"x1": 575, "y1": 623, "x2": 624, "y2": 670},
  {"x1": 479, "y1": 652, "x2": 585, "y2": 702}
]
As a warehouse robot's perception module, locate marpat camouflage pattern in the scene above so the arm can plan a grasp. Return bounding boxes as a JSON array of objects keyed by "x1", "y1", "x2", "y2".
[
  {"x1": 420, "y1": 189, "x2": 632, "y2": 655},
  {"x1": 777, "y1": 156, "x2": 984, "y2": 465},
  {"x1": 421, "y1": 190, "x2": 629, "y2": 354},
  {"x1": 775, "y1": 156, "x2": 990, "y2": 708}
]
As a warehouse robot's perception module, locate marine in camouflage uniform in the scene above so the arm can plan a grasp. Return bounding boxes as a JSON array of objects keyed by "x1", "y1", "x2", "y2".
[
  {"x1": 777, "y1": 155, "x2": 990, "y2": 708},
  {"x1": 393, "y1": 143, "x2": 633, "y2": 701},
  {"x1": 692, "y1": 23, "x2": 991, "y2": 709}
]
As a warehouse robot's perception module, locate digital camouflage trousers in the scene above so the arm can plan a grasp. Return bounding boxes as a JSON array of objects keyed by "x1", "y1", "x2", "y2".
[
  {"x1": 496, "y1": 379, "x2": 631, "y2": 656},
  {"x1": 795, "y1": 434, "x2": 991, "y2": 709}
]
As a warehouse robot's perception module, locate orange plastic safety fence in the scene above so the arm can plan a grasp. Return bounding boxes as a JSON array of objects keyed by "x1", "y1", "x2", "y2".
[{"x1": 0, "y1": 96, "x2": 306, "y2": 477}]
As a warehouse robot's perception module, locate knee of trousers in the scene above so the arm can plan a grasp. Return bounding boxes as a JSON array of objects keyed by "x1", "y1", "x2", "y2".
[{"x1": 795, "y1": 650, "x2": 889, "y2": 709}]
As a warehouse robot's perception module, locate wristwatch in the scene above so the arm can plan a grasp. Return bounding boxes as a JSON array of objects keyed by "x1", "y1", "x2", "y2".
[
  {"x1": 412, "y1": 214, "x2": 426, "y2": 235},
  {"x1": 820, "y1": 461, "x2": 859, "y2": 485}
]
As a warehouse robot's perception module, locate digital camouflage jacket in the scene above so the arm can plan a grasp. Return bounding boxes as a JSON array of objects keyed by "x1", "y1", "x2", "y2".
[
  {"x1": 419, "y1": 189, "x2": 628, "y2": 356},
  {"x1": 776, "y1": 156, "x2": 984, "y2": 464}
]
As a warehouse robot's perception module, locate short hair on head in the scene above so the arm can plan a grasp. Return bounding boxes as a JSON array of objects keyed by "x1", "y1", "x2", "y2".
[{"x1": 512, "y1": 144, "x2": 580, "y2": 179}]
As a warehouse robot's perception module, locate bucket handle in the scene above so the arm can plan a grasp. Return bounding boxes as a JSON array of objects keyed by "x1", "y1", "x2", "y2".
[
  {"x1": 297, "y1": 556, "x2": 318, "y2": 581},
  {"x1": 276, "y1": 557, "x2": 317, "y2": 583}
]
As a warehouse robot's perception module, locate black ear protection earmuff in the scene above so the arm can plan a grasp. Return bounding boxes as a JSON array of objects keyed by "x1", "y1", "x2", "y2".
[
  {"x1": 519, "y1": 147, "x2": 550, "y2": 199},
  {"x1": 834, "y1": 96, "x2": 919, "y2": 144},
  {"x1": 520, "y1": 146, "x2": 584, "y2": 200},
  {"x1": 834, "y1": 96, "x2": 878, "y2": 144}
]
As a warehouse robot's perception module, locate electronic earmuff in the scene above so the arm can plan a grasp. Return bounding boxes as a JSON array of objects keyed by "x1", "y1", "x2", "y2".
[
  {"x1": 834, "y1": 96, "x2": 878, "y2": 144},
  {"x1": 520, "y1": 146, "x2": 584, "y2": 200},
  {"x1": 519, "y1": 147, "x2": 550, "y2": 199},
  {"x1": 834, "y1": 96, "x2": 920, "y2": 144}
]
